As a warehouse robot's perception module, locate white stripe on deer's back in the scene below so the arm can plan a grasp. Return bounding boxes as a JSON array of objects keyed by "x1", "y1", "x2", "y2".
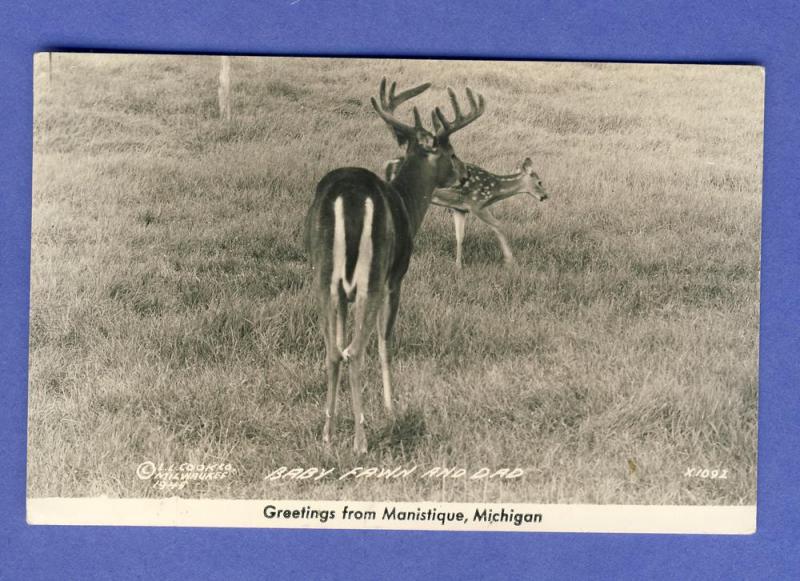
[
  {"x1": 331, "y1": 197, "x2": 346, "y2": 296},
  {"x1": 353, "y1": 198, "x2": 374, "y2": 298},
  {"x1": 331, "y1": 196, "x2": 374, "y2": 298}
]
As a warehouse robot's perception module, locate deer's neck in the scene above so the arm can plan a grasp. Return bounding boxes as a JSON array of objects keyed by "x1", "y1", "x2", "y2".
[{"x1": 391, "y1": 158, "x2": 437, "y2": 237}]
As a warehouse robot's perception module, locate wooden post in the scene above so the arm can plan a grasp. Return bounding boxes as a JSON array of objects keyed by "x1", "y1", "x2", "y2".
[{"x1": 218, "y1": 56, "x2": 232, "y2": 123}]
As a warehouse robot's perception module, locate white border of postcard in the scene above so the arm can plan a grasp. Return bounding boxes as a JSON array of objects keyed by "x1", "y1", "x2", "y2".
[{"x1": 28, "y1": 499, "x2": 755, "y2": 534}]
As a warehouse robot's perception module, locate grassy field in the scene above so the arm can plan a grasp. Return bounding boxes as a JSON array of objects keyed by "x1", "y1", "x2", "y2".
[{"x1": 28, "y1": 54, "x2": 762, "y2": 504}]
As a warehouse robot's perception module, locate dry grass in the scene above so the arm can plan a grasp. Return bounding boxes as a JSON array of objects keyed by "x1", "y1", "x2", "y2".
[{"x1": 28, "y1": 54, "x2": 762, "y2": 504}]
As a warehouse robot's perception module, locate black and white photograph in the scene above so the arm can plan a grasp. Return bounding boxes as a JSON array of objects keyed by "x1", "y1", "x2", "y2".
[{"x1": 26, "y1": 54, "x2": 763, "y2": 533}]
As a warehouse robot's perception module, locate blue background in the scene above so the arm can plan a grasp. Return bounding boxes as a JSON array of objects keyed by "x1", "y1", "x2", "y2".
[{"x1": 1, "y1": 1, "x2": 798, "y2": 578}]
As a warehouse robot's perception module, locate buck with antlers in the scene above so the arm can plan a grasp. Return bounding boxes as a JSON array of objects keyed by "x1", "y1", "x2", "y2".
[
  {"x1": 384, "y1": 157, "x2": 550, "y2": 269},
  {"x1": 304, "y1": 79, "x2": 485, "y2": 453}
]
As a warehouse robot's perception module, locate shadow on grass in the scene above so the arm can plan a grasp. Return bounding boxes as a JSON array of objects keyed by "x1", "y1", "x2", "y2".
[
  {"x1": 372, "y1": 405, "x2": 428, "y2": 458},
  {"x1": 305, "y1": 405, "x2": 430, "y2": 465}
]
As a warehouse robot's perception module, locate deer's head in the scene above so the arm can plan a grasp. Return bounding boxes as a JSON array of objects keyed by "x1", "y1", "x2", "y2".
[
  {"x1": 519, "y1": 158, "x2": 549, "y2": 201},
  {"x1": 371, "y1": 80, "x2": 485, "y2": 190}
]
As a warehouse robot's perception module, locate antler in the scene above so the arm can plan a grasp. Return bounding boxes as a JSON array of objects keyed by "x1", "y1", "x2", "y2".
[
  {"x1": 371, "y1": 78, "x2": 431, "y2": 138},
  {"x1": 433, "y1": 87, "x2": 486, "y2": 139},
  {"x1": 383, "y1": 79, "x2": 432, "y2": 112}
]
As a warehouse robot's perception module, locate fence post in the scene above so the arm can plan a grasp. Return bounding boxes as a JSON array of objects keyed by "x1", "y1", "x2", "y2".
[{"x1": 218, "y1": 56, "x2": 232, "y2": 123}]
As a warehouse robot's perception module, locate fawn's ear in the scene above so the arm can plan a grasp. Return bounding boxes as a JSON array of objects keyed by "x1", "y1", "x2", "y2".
[{"x1": 521, "y1": 157, "x2": 534, "y2": 174}]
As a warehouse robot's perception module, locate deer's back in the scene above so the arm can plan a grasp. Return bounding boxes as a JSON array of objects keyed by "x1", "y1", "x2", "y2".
[{"x1": 304, "y1": 168, "x2": 414, "y2": 291}]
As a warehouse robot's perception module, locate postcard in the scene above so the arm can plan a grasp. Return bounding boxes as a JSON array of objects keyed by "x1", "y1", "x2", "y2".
[{"x1": 27, "y1": 53, "x2": 763, "y2": 533}]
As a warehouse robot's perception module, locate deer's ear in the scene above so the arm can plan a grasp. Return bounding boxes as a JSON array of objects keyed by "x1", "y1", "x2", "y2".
[
  {"x1": 521, "y1": 157, "x2": 534, "y2": 173},
  {"x1": 431, "y1": 110, "x2": 444, "y2": 134},
  {"x1": 389, "y1": 126, "x2": 409, "y2": 146}
]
